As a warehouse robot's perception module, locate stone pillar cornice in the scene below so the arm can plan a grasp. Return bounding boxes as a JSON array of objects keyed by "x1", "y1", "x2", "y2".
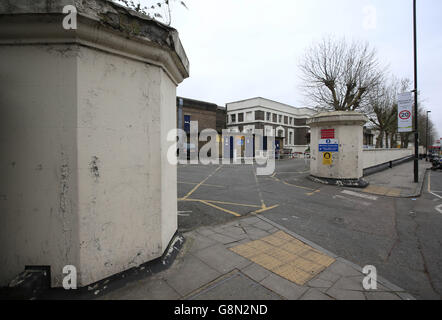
[
  {"x1": 0, "y1": 0, "x2": 189, "y2": 84},
  {"x1": 307, "y1": 111, "x2": 368, "y2": 127}
]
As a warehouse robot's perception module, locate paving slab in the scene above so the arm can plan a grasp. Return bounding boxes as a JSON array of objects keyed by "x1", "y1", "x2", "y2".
[
  {"x1": 99, "y1": 214, "x2": 414, "y2": 301},
  {"x1": 98, "y1": 277, "x2": 180, "y2": 300},
  {"x1": 162, "y1": 255, "x2": 221, "y2": 297},
  {"x1": 186, "y1": 271, "x2": 282, "y2": 300},
  {"x1": 300, "y1": 288, "x2": 334, "y2": 300},
  {"x1": 364, "y1": 161, "x2": 431, "y2": 197},
  {"x1": 193, "y1": 245, "x2": 252, "y2": 274},
  {"x1": 260, "y1": 273, "x2": 309, "y2": 300}
]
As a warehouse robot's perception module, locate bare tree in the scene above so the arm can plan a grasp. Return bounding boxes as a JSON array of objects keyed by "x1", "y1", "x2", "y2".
[
  {"x1": 366, "y1": 77, "x2": 410, "y2": 148},
  {"x1": 299, "y1": 37, "x2": 384, "y2": 111}
]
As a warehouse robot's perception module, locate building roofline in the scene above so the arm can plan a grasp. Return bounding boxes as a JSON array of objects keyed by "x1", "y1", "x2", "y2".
[{"x1": 225, "y1": 97, "x2": 316, "y2": 112}]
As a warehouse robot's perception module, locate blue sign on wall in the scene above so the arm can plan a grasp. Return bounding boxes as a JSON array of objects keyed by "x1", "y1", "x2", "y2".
[{"x1": 319, "y1": 144, "x2": 339, "y2": 152}]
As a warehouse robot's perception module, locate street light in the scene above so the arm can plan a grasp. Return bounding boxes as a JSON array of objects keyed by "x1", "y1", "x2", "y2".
[
  {"x1": 413, "y1": 0, "x2": 419, "y2": 182},
  {"x1": 426, "y1": 110, "x2": 431, "y2": 161}
]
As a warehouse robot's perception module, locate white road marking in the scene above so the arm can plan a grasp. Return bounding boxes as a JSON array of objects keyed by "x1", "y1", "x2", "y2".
[
  {"x1": 334, "y1": 195, "x2": 371, "y2": 207},
  {"x1": 436, "y1": 204, "x2": 442, "y2": 214},
  {"x1": 341, "y1": 190, "x2": 378, "y2": 201},
  {"x1": 430, "y1": 191, "x2": 442, "y2": 200},
  {"x1": 178, "y1": 211, "x2": 192, "y2": 217}
]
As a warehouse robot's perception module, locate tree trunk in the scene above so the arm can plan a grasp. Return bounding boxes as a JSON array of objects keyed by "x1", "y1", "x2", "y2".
[{"x1": 376, "y1": 131, "x2": 384, "y2": 149}]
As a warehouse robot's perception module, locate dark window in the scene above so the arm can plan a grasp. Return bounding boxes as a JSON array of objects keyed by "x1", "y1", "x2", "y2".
[
  {"x1": 294, "y1": 118, "x2": 307, "y2": 126},
  {"x1": 267, "y1": 112, "x2": 271, "y2": 121},
  {"x1": 273, "y1": 114, "x2": 277, "y2": 122},
  {"x1": 184, "y1": 115, "x2": 191, "y2": 133},
  {"x1": 238, "y1": 113, "x2": 244, "y2": 122},
  {"x1": 284, "y1": 116, "x2": 288, "y2": 125},
  {"x1": 255, "y1": 111, "x2": 265, "y2": 121},
  {"x1": 231, "y1": 114, "x2": 236, "y2": 123}
]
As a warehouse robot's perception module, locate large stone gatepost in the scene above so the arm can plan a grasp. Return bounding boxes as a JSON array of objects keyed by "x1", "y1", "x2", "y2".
[
  {"x1": 0, "y1": 0, "x2": 189, "y2": 287},
  {"x1": 307, "y1": 112, "x2": 368, "y2": 187}
]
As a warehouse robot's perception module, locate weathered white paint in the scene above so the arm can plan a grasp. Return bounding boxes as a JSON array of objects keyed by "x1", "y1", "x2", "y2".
[
  {"x1": 308, "y1": 112, "x2": 368, "y2": 180},
  {"x1": 362, "y1": 148, "x2": 413, "y2": 169},
  {"x1": 0, "y1": 0, "x2": 188, "y2": 287}
]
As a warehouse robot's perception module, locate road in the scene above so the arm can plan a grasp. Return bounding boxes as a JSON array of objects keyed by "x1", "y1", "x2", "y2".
[{"x1": 177, "y1": 160, "x2": 442, "y2": 300}]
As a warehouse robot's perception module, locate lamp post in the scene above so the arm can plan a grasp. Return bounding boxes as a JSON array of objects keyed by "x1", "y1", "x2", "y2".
[
  {"x1": 426, "y1": 110, "x2": 431, "y2": 161},
  {"x1": 413, "y1": 0, "x2": 419, "y2": 182}
]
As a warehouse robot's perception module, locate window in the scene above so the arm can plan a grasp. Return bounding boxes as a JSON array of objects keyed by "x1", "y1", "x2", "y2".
[
  {"x1": 238, "y1": 113, "x2": 244, "y2": 122},
  {"x1": 231, "y1": 114, "x2": 236, "y2": 123},
  {"x1": 267, "y1": 112, "x2": 271, "y2": 121},
  {"x1": 273, "y1": 114, "x2": 277, "y2": 122},
  {"x1": 284, "y1": 116, "x2": 288, "y2": 125},
  {"x1": 278, "y1": 115, "x2": 282, "y2": 123},
  {"x1": 184, "y1": 115, "x2": 191, "y2": 133}
]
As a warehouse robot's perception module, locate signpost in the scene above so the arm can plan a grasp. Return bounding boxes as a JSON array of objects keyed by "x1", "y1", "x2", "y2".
[{"x1": 398, "y1": 92, "x2": 413, "y2": 133}]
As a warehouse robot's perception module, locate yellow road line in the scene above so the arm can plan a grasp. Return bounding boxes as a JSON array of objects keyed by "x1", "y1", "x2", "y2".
[
  {"x1": 252, "y1": 205, "x2": 280, "y2": 214},
  {"x1": 199, "y1": 200, "x2": 241, "y2": 217},
  {"x1": 182, "y1": 166, "x2": 223, "y2": 200},
  {"x1": 178, "y1": 181, "x2": 225, "y2": 188}
]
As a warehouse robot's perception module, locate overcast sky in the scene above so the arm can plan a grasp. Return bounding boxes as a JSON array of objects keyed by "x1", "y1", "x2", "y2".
[{"x1": 141, "y1": 0, "x2": 441, "y2": 139}]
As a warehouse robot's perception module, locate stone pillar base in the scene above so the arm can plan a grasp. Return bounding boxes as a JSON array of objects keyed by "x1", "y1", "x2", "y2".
[{"x1": 309, "y1": 175, "x2": 369, "y2": 188}]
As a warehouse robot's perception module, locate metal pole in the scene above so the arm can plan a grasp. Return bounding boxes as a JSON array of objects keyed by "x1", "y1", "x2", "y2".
[
  {"x1": 413, "y1": 0, "x2": 419, "y2": 182},
  {"x1": 426, "y1": 111, "x2": 430, "y2": 161}
]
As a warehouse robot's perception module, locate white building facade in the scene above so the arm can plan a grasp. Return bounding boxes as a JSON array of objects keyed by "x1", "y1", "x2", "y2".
[{"x1": 226, "y1": 97, "x2": 316, "y2": 154}]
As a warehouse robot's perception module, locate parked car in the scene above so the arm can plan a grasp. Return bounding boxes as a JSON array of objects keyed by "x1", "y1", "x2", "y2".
[{"x1": 431, "y1": 156, "x2": 441, "y2": 171}]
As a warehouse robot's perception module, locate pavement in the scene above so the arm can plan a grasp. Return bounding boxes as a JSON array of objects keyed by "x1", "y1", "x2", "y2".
[
  {"x1": 363, "y1": 160, "x2": 431, "y2": 197},
  {"x1": 98, "y1": 159, "x2": 442, "y2": 300},
  {"x1": 99, "y1": 215, "x2": 413, "y2": 300}
]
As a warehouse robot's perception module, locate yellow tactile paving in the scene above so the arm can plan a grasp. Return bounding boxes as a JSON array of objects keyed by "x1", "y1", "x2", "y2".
[
  {"x1": 272, "y1": 264, "x2": 312, "y2": 285},
  {"x1": 264, "y1": 247, "x2": 297, "y2": 264},
  {"x1": 290, "y1": 257, "x2": 325, "y2": 275},
  {"x1": 301, "y1": 250, "x2": 336, "y2": 267},
  {"x1": 261, "y1": 234, "x2": 288, "y2": 247},
  {"x1": 280, "y1": 241, "x2": 309, "y2": 256},
  {"x1": 229, "y1": 231, "x2": 336, "y2": 286},
  {"x1": 250, "y1": 253, "x2": 284, "y2": 270},
  {"x1": 363, "y1": 185, "x2": 402, "y2": 197}
]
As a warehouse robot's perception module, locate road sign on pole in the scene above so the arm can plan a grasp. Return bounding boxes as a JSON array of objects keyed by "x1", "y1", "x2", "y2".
[{"x1": 398, "y1": 92, "x2": 413, "y2": 133}]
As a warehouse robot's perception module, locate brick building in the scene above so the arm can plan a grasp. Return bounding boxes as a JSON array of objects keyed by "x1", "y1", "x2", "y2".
[{"x1": 176, "y1": 97, "x2": 226, "y2": 153}]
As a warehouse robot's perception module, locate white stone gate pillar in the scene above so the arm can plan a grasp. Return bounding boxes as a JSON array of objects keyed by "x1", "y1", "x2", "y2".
[
  {"x1": 307, "y1": 112, "x2": 369, "y2": 187},
  {"x1": 0, "y1": 0, "x2": 189, "y2": 287}
]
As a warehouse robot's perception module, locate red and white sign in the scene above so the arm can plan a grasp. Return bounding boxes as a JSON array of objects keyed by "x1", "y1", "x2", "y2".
[
  {"x1": 398, "y1": 92, "x2": 413, "y2": 133},
  {"x1": 399, "y1": 110, "x2": 412, "y2": 120},
  {"x1": 321, "y1": 129, "x2": 335, "y2": 139}
]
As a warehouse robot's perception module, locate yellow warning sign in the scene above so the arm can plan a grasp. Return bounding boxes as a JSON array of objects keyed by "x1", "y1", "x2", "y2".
[{"x1": 323, "y1": 152, "x2": 332, "y2": 165}]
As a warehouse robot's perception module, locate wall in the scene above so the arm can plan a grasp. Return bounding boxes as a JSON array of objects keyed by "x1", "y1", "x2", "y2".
[
  {"x1": 75, "y1": 46, "x2": 178, "y2": 285},
  {"x1": 362, "y1": 148, "x2": 413, "y2": 169},
  {"x1": 308, "y1": 112, "x2": 367, "y2": 180},
  {"x1": 0, "y1": 44, "x2": 80, "y2": 288},
  {"x1": 0, "y1": 0, "x2": 188, "y2": 287}
]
